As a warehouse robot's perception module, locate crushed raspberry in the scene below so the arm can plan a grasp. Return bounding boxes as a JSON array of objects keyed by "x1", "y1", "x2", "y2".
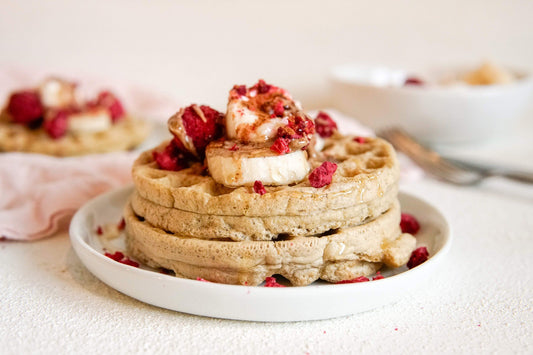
[
  {"x1": 309, "y1": 161, "x2": 337, "y2": 188},
  {"x1": 43, "y1": 110, "x2": 69, "y2": 139},
  {"x1": 229, "y1": 144, "x2": 239, "y2": 151},
  {"x1": 407, "y1": 246, "x2": 429, "y2": 269},
  {"x1": 273, "y1": 101, "x2": 285, "y2": 117},
  {"x1": 400, "y1": 213, "x2": 420, "y2": 234},
  {"x1": 277, "y1": 115, "x2": 315, "y2": 140},
  {"x1": 176, "y1": 105, "x2": 222, "y2": 156},
  {"x1": 372, "y1": 271, "x2": 384, "y2": 280},
  {"x1": 234, "y1": 85, "x2": 247, "y2": 96},
  {"x1": 96, "y1": 226, "x2": 103, "y2": 235},
  {"x1": 117, "y1": 218, "x2": 125, "y2": 231},
  {"x1": 91, "y1": 91, "x2": 125, "y2": 122},
  {"x1": 196, "y1": 277, "x2": 210, "y2": 282},
  {"x1": 270, "y1": 137, "x2": 291, "y2": 155},
  {"x1": 314, "y1": 111, "x2": 337, "y2": 138},
  {"x1": 7, "y1": 91, "x2": 44, "y2": 124},
  {"x1": 120, "y1": 258, "x2": 139, "y2": 267},
  {"x1": 153, "y1": 140, "x2": 188, "y2": 171},
  {"x1": 104, "y1": 251, "x2": 124, "y2": 262},
  {"x1": 404, "y1": 77, "x2": 424, "y2": 86},
  {"x1": 264, "y1": 276, "x2": 285, "y2": 287},
  {"x1": 253, "y1": 180, "x2": 267, "y2": 195},
  {"x1": 255, "y1": 79, "x2": 272, "y2": 94},
  {"x1": 336, "y1": 276, "x2": 370, "y2": 284},
  {"x1": 353, "y1": 136, "x2": 366, "y2": 144}
]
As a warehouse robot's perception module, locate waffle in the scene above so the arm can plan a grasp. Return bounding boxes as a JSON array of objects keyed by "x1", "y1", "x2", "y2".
[
  {"x1": 0, "y1": 115, "x2": 149, "y2": 156},
  {"x1": 130, "y1": 184, "x2": 398, "y2": 241},
  {"x1": 132, "y1": 134, "x2": 400, "y2": 216},
  {"x1": 125, "y1": 200, "x2": 415, "y2": 286}
]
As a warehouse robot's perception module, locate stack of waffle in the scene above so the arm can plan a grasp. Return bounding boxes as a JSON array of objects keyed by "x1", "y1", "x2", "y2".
[{"x1": 124, "y1": 133, "x2": 416, "y2": 286}]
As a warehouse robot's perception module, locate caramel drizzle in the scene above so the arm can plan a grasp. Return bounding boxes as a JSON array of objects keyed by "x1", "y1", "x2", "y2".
[{"x1": 167, "y1": 108, "x2": 198, "y2": 157}]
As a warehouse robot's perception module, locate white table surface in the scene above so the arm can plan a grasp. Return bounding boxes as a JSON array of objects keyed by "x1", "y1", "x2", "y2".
[{"x1": 2, "y1": 135, "x2": 533, "y2": 355}]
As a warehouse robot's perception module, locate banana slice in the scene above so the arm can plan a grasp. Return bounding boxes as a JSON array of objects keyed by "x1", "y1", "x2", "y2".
[
  {"x1": 206, "y1": 140, "x2": 310, "y2": 187},
  {"x1": 68, "y1": 108, "x2": 112, "y2": 134},
  {"x1": 38, "y1": 77, "x2": 76, "y2": 108}
]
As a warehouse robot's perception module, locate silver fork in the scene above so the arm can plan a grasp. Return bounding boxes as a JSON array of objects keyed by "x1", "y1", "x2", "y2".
[{"x1": 377, "y1": 128, "x2": 533, "y2": 185}]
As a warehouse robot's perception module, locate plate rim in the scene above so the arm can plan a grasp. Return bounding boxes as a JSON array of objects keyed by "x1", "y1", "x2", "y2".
[{"x1": 69, "y1": 185, "x2": 452, "y2": 320}]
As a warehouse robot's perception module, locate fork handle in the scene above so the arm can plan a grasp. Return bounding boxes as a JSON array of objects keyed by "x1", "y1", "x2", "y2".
[{"x1": 494, "y1": 170, "x2": 533, "y2": 184}]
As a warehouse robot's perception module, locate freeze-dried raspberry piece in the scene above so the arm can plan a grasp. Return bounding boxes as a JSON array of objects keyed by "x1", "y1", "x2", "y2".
[
  {"x1": 43, "y1": 110, "x2": 69, "y2": 139},
  {"x1": 270, "y1": 137, "x2": 291, "y2": 155},
  {"x1": 120, "y1": 258, "x2": 139, "y2": 267},
  {"x1": 309, "y1": 161, "x2": 337, "y2": 188},
  {"x1": 372, "y1": 271, "x2": 384, "y2": 280},
  {"x1": 253, "y1": 180, "x2": 266, "y2": 195},
  {"x1": 96, "y1": 226, "x2": 103, "y2": 235},
  {"x1": 264, "y1": 276, "x2": 285, "y2": 287},
  {"x1": 353, "y1": 136, "x2": 366, "y2": 144},
  {"x1": 273, "y1": 100, "x2": 285, "y2": 117},
  {"x1": 104, "y1": 251, "x2": 124, "y2": 262},
  {"x1": 400, "y1": 213, "x2": 420, "y2": 234},
  {"x1": 229, "y1": 144, "x2": 239, "y2": 151},
  {"x1": 90, "y1": 91, "x2": 125, "y2": 122},
  {"x1": 404, "y1": 77, "x2": 424, "y2": 86},
  {"x1": 234, "y1": 85, "x2": 247, "y2": 96},
  {"x1": 336, "y1": 276, "x2": 370, "y2": 284},
  {"x1": 117, "y1": 218, "x2": 125, "y2": 231},
  {"x1": 153, "y1": 140, "x2": 189, "y2": 171},
  {"x1": 196, "y1": 277, "x2": 210, "y2": 282},
  {"x1": 315, "y1": 111, "x2": 337, "y2": 138},
  {"x1": 407, "y1": 246, "x2": 429, "y2": 269},
  {"x1": 255, "y1": 79, "x2": 272, "y2": 94},
  {"x1": 7, "y1": 91, "x2": 44, "y2": 124},
  {"x1": 171, "y1": 104, "x2": 222, "y2": 157}
]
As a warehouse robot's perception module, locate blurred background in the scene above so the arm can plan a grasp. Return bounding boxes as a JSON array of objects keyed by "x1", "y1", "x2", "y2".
[{"x1": 1, "y1": 0, "x2": 532, "y2": 111}]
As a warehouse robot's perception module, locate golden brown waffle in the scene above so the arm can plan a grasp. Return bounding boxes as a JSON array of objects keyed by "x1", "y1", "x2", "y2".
[
  {"x1": 125, "y1": 200, "x2": 415, "y2": 286},
  {"x1": 132, "y1": 134, "x2": 400, "y2": 216},
  {"x1": 0, "y1": 115, "x2": 149, "y2": 156},
  {"x1": 130, "y1": 184, "x2": 398, "y2": 241}
]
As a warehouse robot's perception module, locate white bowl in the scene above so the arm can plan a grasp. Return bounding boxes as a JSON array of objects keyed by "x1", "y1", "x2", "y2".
[{"x1": 330, "y1": 65, "x2": 533, "y2": 145}]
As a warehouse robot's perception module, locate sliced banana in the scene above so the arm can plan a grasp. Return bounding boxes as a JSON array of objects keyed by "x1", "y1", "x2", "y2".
[
  {"x1": 206, "y1": 140, "x2": 310, "y2": 187},
  {"x1": 39, "y1": 78, "x2": 76, "y2": 108},
  {"x1": 68, "y1": 108, "x2": 112, "y2": 134}
]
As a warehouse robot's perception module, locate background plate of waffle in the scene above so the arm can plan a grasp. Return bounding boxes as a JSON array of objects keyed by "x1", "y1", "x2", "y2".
[{"x1": 70, "y1": 186, "x2": 451, "y2": 322}]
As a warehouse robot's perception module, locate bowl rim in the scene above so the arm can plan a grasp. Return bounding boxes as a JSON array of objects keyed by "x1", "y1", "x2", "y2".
[{"x1": 330, "y1": 63, "x2": 533, "y2": 95}]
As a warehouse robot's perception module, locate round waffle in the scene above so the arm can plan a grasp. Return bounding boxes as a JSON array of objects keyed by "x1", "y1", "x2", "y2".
[
  {"x1": 130, "y1": 184, "x2": 398, "y2": 241},
  {"x1": 132, "y1": 134, "x2": 400, "y2": 217},
  {"x1": 0, "y1": 116, "x2": 149, "y2": 156},
  {"x1": 125, "y1": 200, "x2": 416, "y2": 286}
]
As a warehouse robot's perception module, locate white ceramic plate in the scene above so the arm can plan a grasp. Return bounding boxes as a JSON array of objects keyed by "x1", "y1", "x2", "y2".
[{"x1": 70, "y1": 186, "x2": 451, "y2": 322}]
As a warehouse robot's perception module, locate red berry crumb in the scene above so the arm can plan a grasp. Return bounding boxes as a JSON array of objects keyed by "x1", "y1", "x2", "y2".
[
  {"x1": 264, "y1": 276, "x2": 285, "y2": 287},
  {"x1": 196, "y1": 277, "x2": 210, "y2": 282},
  {"x1": 309, "y1": 161, "x2": 337, "y2": 188},
  {"x1": 117, "y1": 218, "x2": 125, "y2": 231},
  {"x1": 315, "y1": 111, "x2": 337, "y2": 138},
  {"x1": 43, "y1": 110, "x2": 69, "y2": 139},
  {"x1": 120, "y1": 258, "x2": 139, "y2": 267},
  {"x1": 400, "y1": 213, "x2": 420, "y2": 234},
  {"x1": 7, "y1": 91, "x2": 44, "y2": 124},
  {"x1": 96, "y1": 226, "x2": 103, "y2": 235},
  {"x1": 270, "y1": 137, "x2": 291, "y2": 155},
  {"x1": 255, "y1": 79, "x2": 272, "y2": 94},
  {"x1": 353, "y1": 136, "x2": 366, "y2": 144},
  {"x1": 152, "y1": 140, "x2": 188, "y2": 171},
  {"x1": 253, "y1": 180, "x2": 267, "y2": 195},
  {"x1": 104, "y1": 251, "x2": 124, "y2": 262},
  {"x1": 407, "y1": 246, "x2": 429, "y2": 269},
  {"x1": 404, "y1": 77, "x2": 424, "y2": 86},
  {"x1": 234, "y1": 85, "x2": 247, "y2": 96},
  {"x1": 336, "y1": 276, "x2": 370, "y2": 284},
  {"x1": 273, "y1": 100, "x2": 285, "y2": 117},
  {"x1": 229, "y1": 143, "x2": 239, "y2": 151},
  {"x1": 373, "y1": 271, "x2": 384, "y2": 280}
]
